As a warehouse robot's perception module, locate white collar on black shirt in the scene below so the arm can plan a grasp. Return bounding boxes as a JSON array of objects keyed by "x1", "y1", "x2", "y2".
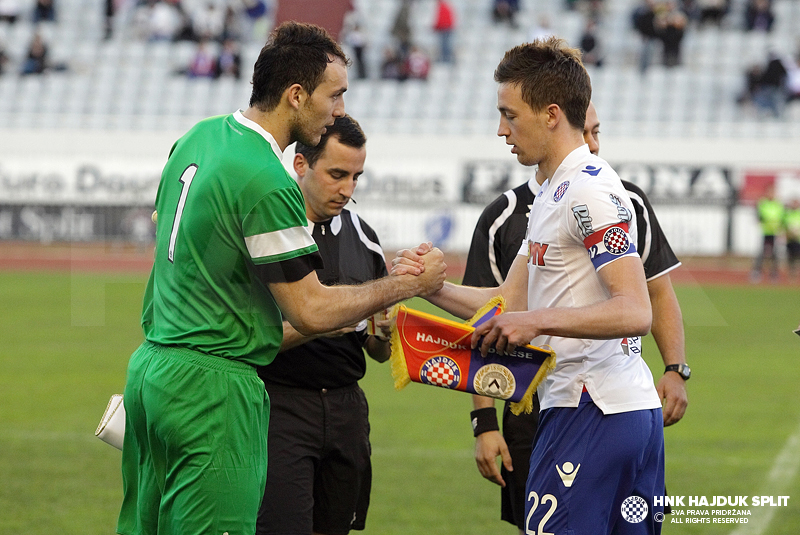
[
  {"x1": 307, "y1": 215, "x2": 342, "y2": 236},
  {"x1": 527, "y1": 173, "x2": 539, "y2": 196}
]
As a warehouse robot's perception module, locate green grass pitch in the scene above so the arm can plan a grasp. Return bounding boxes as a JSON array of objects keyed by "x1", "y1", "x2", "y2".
[{"x1": 1, "y1": 269, "x2": 798, "y2": 534}]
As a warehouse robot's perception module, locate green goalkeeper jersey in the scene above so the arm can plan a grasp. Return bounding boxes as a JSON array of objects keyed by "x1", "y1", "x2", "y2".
[{"x1": 141, "y1": 111, "x2": 321, "y2": 367}]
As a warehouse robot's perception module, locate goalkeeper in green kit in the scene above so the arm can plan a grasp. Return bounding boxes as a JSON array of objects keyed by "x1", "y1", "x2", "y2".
[{"x1": 116, "y1": 22, "x2": 446, "y2": 535}]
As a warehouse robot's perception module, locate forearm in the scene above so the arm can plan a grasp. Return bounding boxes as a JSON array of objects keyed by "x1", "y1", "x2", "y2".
[
  {"x1": 648, "y1": 273, "x2": 689, "y2": 426},
  {"x1": 647, "y1": 274, "x2": 686, "y2": 366},
  {"x1": 472, "y1": 257, "x2": 651, "y2": 355},
  {"x1": 365, "y1": 335, "x2": 391, "y2": 363},
  {"x1": 271, "y1": 272, "x2": 430, "y2": 336},
  {"x1": 302, "y1": 276, "x2": 423, "y2": 334},
  {"x1": 279, "y1": 321, "x2": 317, "y2": 351},
  {"x1": 526, "y1": 294, "x2": 652, "y2": 340},
  {"x1": 426, "y1": 281, "x2": 501, "y2": 320},
  {"x1": 472, "y1": 393, "x2": 496, "y2": 410}
]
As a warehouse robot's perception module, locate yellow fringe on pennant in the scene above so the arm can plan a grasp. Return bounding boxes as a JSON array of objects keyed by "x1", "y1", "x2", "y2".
[
  {"x1": 388, "y1": 297, "x2": 557, "y2": 411},
  {"x1": 389, "y1": 305, "x2": 411, "y2": 391},
  {"x1": 466, "y1": 294, "x2": 507, "y2": 325},
  {"x1": 509, "y1": 345, "x2": 556, "y2": 415},
  {"x1": 389, "y1": 299, "x2": 487, "y2": 391},
  {"x1": 467, "y1": 294, "x2": 556, "y2": 415}
]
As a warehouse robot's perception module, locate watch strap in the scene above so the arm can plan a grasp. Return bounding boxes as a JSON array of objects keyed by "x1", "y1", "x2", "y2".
[{"x1": 665, "y1": 363, "x2": 690, "y2": 380}]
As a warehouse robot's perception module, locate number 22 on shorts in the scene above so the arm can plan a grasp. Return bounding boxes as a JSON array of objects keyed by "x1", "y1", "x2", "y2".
[
  {"x1": 526, "y1": 491, "x2": 557, "y2": 535},
  {"x1": 168, "y1": 164, "x2": 198, "y2": 263}
]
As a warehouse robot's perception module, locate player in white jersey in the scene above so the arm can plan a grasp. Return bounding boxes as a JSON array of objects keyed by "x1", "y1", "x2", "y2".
[
  {"x1": 522, "y1": 145, "x2": 661, "y2": 414},
  {"x1": 394, "y1": 38, "x2": 664, "y2": 534}
]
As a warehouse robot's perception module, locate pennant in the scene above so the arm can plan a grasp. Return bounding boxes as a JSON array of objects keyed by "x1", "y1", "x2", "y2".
[{"x1": 389, "y1": 296, "x2": 556, "y2": 415}]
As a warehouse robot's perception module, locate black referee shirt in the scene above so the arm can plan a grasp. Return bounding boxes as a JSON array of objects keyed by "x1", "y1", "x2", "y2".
[
  {"x1": 463, "y1": 179, "x2": 680, "y2": 286},
  {"x1": 257, "y1": 209, "x2": 388, "y2": 389}
]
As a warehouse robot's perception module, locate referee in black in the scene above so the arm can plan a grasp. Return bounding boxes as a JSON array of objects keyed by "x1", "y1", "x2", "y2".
[{"x1": 256, "y1": 115, "x2": 391, "y2": 535}]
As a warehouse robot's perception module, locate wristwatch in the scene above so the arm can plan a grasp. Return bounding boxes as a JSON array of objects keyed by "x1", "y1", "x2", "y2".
[{"x1": 665, "y1": 363, "x2": 691, "y2": 381}]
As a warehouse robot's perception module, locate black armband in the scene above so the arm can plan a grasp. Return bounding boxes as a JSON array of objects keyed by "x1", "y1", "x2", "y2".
[{"x1": 470, "y1": 407, "x2": 499, "y2": 437}]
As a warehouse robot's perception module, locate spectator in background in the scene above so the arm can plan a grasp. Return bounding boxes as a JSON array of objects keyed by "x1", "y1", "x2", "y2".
[
  {"x1": 32, "y1": 0, "x2": 55, "y2": 23},
  {"x1": 21, "y1": 31, "x2": 48, "y2": 75},
  {"x1": 0, "y1": 39, "x2": 8, "y2": 74},
  {"x1": 173, "y1": 5, "x2": 197, "y2": 41},
  {"x1": 527, "y1": 14, "x2": 555, "y2": 42},
  {"x1": 343, "y1": 12, "x2": 368, "y2": 79},
  {"x1": 586, "y1": 0, "x2": 605, "y2": 23},
  {"x1": 579, "y1": 19, "x2": 603, "y2": 67},
  {"x1": 633, "y1": 0, "x2": 660, "y2": 73},
  {"x1": 0, "y1": 0, "x2": 20, "y2": 23},
  {"x1": 785, "y1": 199, "x2": 800, "y2": 282},
  {"x1": 492, "y1": 0, "x2": 520, "y2": 28},
  {"x1": 745, "y1": 0, "x2": 774, "y2": 31},
  {"x1": 140, "y1": 0, "x2": 182, "y2": 42},
  {"x1": 215, "y1": 38, "x2": 241, "y2": 79},
  {"x1": 696, "y1": 0, "x2": 728, "y2": 26},
  {"x1": 752, "y1": 51, "x2": 788, "y2": 117},
  {"x1": 104, "y1": 0, "x2": 115, "y2": 39},
  {"x1": 221, "y1": 5, "x2": 243, "y2": 42},
  {"x1": 391, "y1": 0, "x2": 413, "y2": 57},
  {"x1": 404, "y1": 45, "x2": 431, "y2": 80},
  {"x1": 188, "y1": 39, "x2": 216, "y2": 78},
  {"x1": 738, "y1": 63, "x2": 765, "y2": 106},
  {"x1": 193, "y1": 2, "x2": 224, "y2": 42},
  {"x1": 433, "y1": 0, "x2": 455, "y2": 64},
  {"x1": 241, "y1": 0, "x2": 269, "y2": 41},
  {"x1": 657, "y1": 3, "x2": 687, "y2": 67},
  {"x1": 380, "y1": 46, "x2": 404, "y2": 80},
  {"x1": 751, "y1": 183, "x2": 784, "y2": 283}
]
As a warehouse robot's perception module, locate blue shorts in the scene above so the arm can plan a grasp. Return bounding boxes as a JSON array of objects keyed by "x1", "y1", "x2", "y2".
[{"x1": 525, "y1": 392, "x2": 664, "y2": 535}]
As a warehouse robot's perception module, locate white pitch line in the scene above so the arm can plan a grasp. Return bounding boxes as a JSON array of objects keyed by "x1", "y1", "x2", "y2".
[{"x1": 729, "y1": 416, "x2": 800, "y2": 535}]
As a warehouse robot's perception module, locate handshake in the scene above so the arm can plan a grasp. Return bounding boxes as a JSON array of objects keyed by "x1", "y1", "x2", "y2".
[{"x1": 392, "y1": 242, "x2": 448, "y2": 297}]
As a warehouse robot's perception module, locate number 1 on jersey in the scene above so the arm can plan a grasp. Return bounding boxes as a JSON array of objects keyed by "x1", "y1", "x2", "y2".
[{"x1": 168, "y1": 164, "x2": 198, "y2": 263}]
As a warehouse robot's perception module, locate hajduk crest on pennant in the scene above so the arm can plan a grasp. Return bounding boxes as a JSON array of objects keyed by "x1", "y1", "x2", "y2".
[{"x1": 389, "y1": 296, "x2": 556, "y2": 415}]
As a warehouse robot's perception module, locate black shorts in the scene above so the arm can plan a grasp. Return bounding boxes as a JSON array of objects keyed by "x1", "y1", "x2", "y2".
[
  {"x1": 788, "y1": 241, "x2": 800, "y2": 263},
  {"x1": 500, "y1": 395, "x2": 540, "y2": 530},
  {"x1": 257, "y1": 382, "x2": 372, "y2": 535}
]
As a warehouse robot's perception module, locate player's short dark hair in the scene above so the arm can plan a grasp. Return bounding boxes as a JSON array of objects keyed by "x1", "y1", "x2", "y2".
[
  {"x1": 249, "y1": 21, "x2": 350, "y2": 112},
  {"x1": 295, "y1": 114, "x2": 367, "y2": 168},
  {"x1": 494, "y1": 37, "x2": 591, "y2": 130}
]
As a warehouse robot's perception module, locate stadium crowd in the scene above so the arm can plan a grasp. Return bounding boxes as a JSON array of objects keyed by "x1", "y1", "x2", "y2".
[{"x1": 0, "y1": 0, "x2": 797, "y2": 129}]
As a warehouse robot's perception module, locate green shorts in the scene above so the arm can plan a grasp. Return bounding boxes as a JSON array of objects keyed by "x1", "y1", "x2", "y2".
[{"x1": 117, "y1": 341, "x2": 269, "y2": 535}]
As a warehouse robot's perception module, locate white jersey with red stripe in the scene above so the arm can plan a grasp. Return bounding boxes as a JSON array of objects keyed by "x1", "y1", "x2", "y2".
[{"x1": 518, "y1": 145, "x2": 661, "y2": 415}]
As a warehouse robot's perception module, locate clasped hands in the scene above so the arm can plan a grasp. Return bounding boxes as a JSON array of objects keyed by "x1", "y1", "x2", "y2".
[{"x1": 392, "y1": 243, "x2": 541, "y2": 357}]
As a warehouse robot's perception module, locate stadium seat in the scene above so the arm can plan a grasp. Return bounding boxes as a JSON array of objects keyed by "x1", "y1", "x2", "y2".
[{"x1": 0, "y1": 0, "x2": 796, "y2": 138}]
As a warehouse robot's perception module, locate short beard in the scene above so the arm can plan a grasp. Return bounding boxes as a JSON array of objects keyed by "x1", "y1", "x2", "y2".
[{"x1": 289, "y1": 109, "x2": 322, "y2": 148}]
